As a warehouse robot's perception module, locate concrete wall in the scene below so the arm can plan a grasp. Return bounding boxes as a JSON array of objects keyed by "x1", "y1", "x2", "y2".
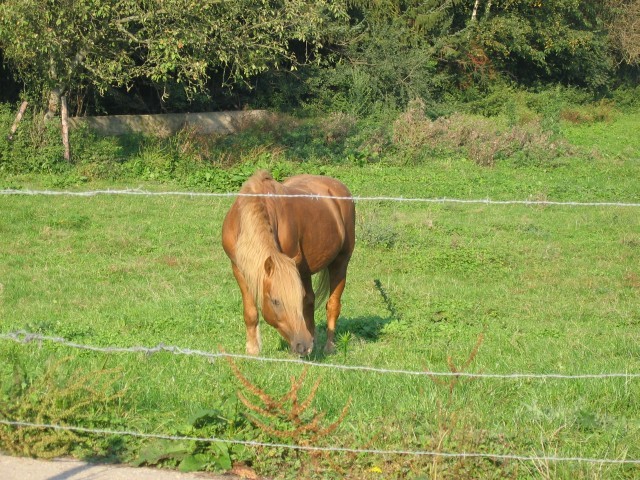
[{"x1": 68, "y1": 110, "x2": 270, "y2": 137}]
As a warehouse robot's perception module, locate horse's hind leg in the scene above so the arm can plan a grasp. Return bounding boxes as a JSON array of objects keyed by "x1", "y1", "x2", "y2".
[
  {"x1": 325, "y1": 258, "x2": 349, "y2": 353},
  {"x1": 232, "y1": 263, "x2": 261, "y2": 355}
]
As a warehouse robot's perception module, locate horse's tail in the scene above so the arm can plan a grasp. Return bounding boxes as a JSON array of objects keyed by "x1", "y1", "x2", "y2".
[{"x1": 312, "y1": 268, "x2": 330, "y2": 311}]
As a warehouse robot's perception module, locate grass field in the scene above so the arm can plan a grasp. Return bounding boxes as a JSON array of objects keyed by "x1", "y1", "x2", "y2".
[{"x1": 1, "y1": 113, "x2": 639, "y2": 479}]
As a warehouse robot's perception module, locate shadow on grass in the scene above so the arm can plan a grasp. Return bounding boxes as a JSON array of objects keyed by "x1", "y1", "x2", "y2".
[{"x1": 277, "y1": 315, "x2": 392, "y2": 360}]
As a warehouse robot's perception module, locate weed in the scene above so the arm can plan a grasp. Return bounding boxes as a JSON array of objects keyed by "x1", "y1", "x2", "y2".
[
  {"x1": 426, "y1": 333, "x2": 484, "y2": 396},
  {"x1": 226, "y1": 356, "x2": 350, "y2": 446},
  {"x1": 336, "y1": 331, "x2": 354, "y2": 359},
  {"x1": 132, "y1": 406, "x2": 252, "y2": 473},
  {"x1": 560, "y1": 101, "x2": 616, "y2": 124},
  {"x1": 222, "y1": 355, "x2": 356, "y2": 477},
  {"x1": 359, "y1": 214, "x2": 398, "y2": 249},
  {"x1": 374, "y1": 279, "x2": 402, "y2": 321},
  {"x1": 422, "y1": 334, "x2": 508, "y2": 478},
  {"x1": 321, "y1": 112, "x2": 357, "y2": 145},
  {"x1": 0, "y1": 356, "x2": 126, "y2": 459}
]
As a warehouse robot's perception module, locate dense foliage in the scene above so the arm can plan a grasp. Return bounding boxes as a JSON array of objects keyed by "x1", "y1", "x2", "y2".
[
  {"x1": 0, "y1": 0, "x2": 638, "y2": 115},
  {"x1": 0, "y1": 0, "x2": 348, "y2": 114}
]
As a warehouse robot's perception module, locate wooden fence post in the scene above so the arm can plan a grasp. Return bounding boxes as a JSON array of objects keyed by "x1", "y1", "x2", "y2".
[
  {"x1": 61, "y1": 96, "x2": 71, "y2": 161},
  {"x1": 8, "y1": 101, "x2": 28, "y2": 141}
]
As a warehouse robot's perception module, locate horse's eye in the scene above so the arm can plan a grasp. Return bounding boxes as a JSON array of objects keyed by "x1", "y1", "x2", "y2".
[{"x1": 271, "y1": 299, "x2": 281, "y2": 308}]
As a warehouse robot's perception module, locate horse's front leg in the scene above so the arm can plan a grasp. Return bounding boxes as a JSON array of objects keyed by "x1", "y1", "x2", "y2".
[
  {"x1": 232, "y1": 264, "x2": 261, "y2": 355},
  {"x1": 325, "y1": 262, "x2": 349, "y2": 354},
  {"x1": 301, "y1": 275, "x2": 316, "y2": 346}
]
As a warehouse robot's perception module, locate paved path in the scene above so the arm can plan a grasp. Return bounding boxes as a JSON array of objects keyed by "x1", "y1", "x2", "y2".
[{"x1": 0, "y1": 454, "x2": 246, "y2": 479}]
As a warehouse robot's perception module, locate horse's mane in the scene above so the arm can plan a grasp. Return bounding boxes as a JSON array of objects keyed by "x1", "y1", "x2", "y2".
[{"x1": 234, "y1": 171, "x2": 304, "y2": 319}]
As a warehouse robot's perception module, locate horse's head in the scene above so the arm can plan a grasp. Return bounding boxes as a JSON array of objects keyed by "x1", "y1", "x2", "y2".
[{"x1": 261, "y1": 255, "x2": 313, "y2": 356}]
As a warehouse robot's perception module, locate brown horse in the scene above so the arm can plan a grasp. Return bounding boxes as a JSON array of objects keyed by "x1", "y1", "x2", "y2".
[{"x1": 222, "y1": 170, "x2": 355, "y2": 356}]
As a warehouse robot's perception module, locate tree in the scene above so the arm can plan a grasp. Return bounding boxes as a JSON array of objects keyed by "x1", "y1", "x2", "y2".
[
  {"x1": 0, "y1": 0, "x2": 348, "y2": 117},
  {"x1": 347, "y1": 0, "x2": 618, "y2": 93},
  {"x1": 607, "y1": 0, "x2": 640, "y2": 65}
]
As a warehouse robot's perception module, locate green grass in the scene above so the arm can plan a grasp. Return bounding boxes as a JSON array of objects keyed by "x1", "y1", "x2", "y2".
[
  {"x1": 1, "y1": 111, "x2": 640, "y2": 479},
  {"x1": 560, "y1": 112, "x2": 640, "y2": 159}
]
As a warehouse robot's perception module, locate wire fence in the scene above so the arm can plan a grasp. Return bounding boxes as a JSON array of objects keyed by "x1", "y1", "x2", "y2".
[
  {"x1": 1, "y1": 419, "x2": 639, "y2": 465},
  {"x1": 1, "y1": 188, "x2": 640, "y2": 207},
  {"x1": 2, "y1": 331, "x2": 639, "y2": 380},
  {"x1": 1, "y1": 331, "x2": 639, "y2": 466},
  {"x1": 2, "y1": 187, "x2": 639, "y2": 467}
]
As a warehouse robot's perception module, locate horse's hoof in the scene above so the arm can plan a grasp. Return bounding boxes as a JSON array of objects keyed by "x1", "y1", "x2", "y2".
[{"x1": 323, "y1": 342, "x2": 336, "y2": 354}]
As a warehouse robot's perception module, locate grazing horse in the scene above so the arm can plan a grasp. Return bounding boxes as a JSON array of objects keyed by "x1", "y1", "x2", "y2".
[{"x1": 222, "y1": 170, "x2": 355, "y2": 356}]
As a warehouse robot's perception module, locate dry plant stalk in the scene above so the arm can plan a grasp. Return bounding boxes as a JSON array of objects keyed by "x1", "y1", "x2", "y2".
[
  {"x1": 0, "y1": 356, "x2": 126, "y2": 459},
  {"x1": 224, "y1": 356, "x2": 350, "y2": 445},
  {"x1": 423, "y1": 333, "x2": 486, "y2": 477},
  {"x1": 426, "y1": 332, "x2": 484, "y2": 396},
  {"x1": 392, "y1": 100, "x2": 567, "y2": 166}
]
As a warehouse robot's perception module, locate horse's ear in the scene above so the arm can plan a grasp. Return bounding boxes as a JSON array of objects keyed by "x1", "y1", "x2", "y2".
[{"x1": 264, "y1": 256, "x2": 275, "y2": 277}]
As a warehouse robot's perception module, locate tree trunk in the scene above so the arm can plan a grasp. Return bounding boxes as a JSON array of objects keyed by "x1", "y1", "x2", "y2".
[
  {"x1": 61, "y1": 95, "x2": 71, "y2": 162},
  {"x1": 44, "y1": 87, "x2": 64, "y2": 122},
  {"x1": 8, "y1": 101, "x2": 28, "y2": 141},
  {"x1": 45, "y1": 55, "x2": 62, "y2": 121},
  {"x1": 471, "y1": 0, "x2": 481, "y2": 21}
]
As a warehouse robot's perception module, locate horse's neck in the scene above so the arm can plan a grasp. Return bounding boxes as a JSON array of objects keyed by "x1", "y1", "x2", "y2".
[
  {"x1": 235, "y1": 196, "x2": 279, "y2": 302},
  {"x1": 242, "y1": 196, "x2": 277, "y2": 247}
]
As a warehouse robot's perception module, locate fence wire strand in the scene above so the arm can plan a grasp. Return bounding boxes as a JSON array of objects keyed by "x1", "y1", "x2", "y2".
[
  {"x1": 1, "y1": 188, "x2": 639, "y2": 207},
  {"x1": 1, "y1": 331, "x2": 639, "y2": 380},
  {"x1": 1, "y1": 332, "x2": 639, "y2": 466},
  {"x1": 0, "y1": 419, "x2": 638, "y2": 465}
]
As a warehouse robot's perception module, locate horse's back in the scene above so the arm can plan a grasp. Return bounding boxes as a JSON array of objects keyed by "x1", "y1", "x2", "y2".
[
  {"x1": 283, "y1": 174, "x2": 351, "y2": 199},
  {"x1": 283, "y1": 174, "x2": 355, "y2": 232},
  {"x1": 223, "y1": 171, "x2": 355, "y2": 270},
  {"x1": 281, "y1": 174, "x2": 355, "y2": 270}
]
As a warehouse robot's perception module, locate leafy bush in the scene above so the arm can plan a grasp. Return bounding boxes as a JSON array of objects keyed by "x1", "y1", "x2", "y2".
[
  {"x1": 0, "y1": 104, "x2": 67, "y2": 174},
  {"x1": 611, "y1": 84, "x2": 640, "y2": 111}
]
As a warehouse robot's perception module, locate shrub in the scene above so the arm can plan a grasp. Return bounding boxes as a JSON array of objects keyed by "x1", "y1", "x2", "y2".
[
  {"x1": 559, "y1": 100, "x2": 616, "y2": 124},
  {"x1": 392, "y1": 99, "x2": 570, "y2": 166},
  {"x1": 0, "y1": 104, "x2": 67, "y2": 174},
  {"x1": 611, "y1": 85, "x2": 640, "y2": 110}
]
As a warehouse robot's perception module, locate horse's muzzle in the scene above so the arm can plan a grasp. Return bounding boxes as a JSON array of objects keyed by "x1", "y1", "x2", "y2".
[{"x1": 293, "y1": 341, "x2": 313, "y2": 356}]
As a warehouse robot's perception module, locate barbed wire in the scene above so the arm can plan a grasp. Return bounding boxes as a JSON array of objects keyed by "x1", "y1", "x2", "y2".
[
  {"x1": 1, "y1": 188, "x2": 639, "y2": 207},
  {"x1": 0, "y1": 419, "x2": 638, "y2": 465},
  {"x1": 2, "y1": 331, "x2": 639, "y2": 465},
  {"x1": 2, "y1": 331, "x2": 639, "y2": 380}
]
